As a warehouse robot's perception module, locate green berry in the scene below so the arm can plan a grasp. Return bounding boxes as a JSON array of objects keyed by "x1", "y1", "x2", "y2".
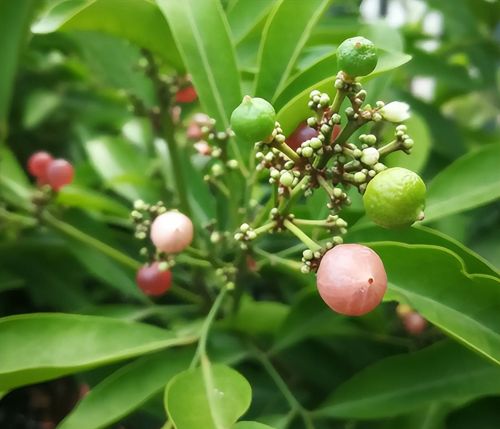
[
  {"x1": 337, "y1": 37, "x2": 378, "y2": 78},
  {"x1": 230, "y1": 96, "x2": 276, "y2": 142},
  {"x1": 363, "y1": 167, "x2": 426, "y2": 229},
  {"x1": 279, "y1": 171, "x2": 294, "y2": 187}
]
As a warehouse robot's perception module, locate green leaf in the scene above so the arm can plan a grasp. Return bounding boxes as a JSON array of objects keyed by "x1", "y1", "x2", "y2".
[
  {"x1": 0, "y1": 0, "x2": 36, "y2": 140},
  {"x1": 424, "y1": 144, "x2": 500, "y2": 222},
  {"x1": 84, "y1": 136, "x2": 161, "y2": 202},
  {"x1": 234, "y1": 422, "x2": 276, "y2": 429},
  {"x1": 157, "y1": 0, "x2": 242, "y2": 129},
  {"x1": 226, "y1": 0, "x2": 275, "y2": 45},
  {"x1": 0, "y1": 313, "x2": 195, "y2": 390},
  {"x1": 59, "y1": 347, "x2": 193, "y2": 429},
  {"x1": 316, "y1": 341, "x2": 500, "y2": 419},
  {"x1": 346, "y1": 224, "x2": 499, "y2": 277},
  {"x1": 272, "y1": 290, "x2": 360, "y2": 353},
  {"x1": 57, "y1": 186, "x2": 130, "y2": 217},
  {"x1": 370, "y1": 242, "x2": 500, "y2": 365},
  {"x1": 32, "y1": 0, "x2": 183, "y2": 70},
  {"x1": 165, "y1": 361, "x2": 252, "y2": 429},
  {"x1": 276, "y1": 49, "x2": 411, "y2": 134},
  {"x1": 253, "y1": 0, "x2": 331, "y2": 100}
]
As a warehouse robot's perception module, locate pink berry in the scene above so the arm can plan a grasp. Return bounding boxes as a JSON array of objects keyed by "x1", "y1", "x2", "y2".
[
  {"x1": 193, "y1": 141, "x2": 211, "y2": 156},
  {"x1": 402, "y1": 311, "x2": 427, "y2": 335},
  {"x1": 136, "y1": 262, "x2": 172, "y2": 296},
  {"x1": 187, "y1": 122, "x2": 203, "y2": 141},
  {"x1": 150, "y1": 210, "x2": 194, "y2": 254},
  {"x1": 46, "y1": 159, "x2": 74, "y2": 191},
  {"x1": 287, "y1": 122, "x2": 318, "y2": 150},
  {"x1": 27, "y1": 151, "x2": 53, "y2": 179},
  {"x1": 316, "y1": 244, "x2": 387, "y2": 316}
]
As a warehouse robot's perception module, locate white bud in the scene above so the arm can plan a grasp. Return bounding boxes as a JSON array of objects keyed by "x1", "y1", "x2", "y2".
[
  {"x1": 360, "y1": 147, "x2": 380, "y2": 166},
  {"x1": 379, "y1": 101, "x2": 411, "y2": 123}
]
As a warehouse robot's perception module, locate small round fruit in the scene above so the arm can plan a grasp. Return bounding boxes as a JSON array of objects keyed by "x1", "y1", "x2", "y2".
[
  {"x1": 136, "y1": 262, "x2": 172, "y2": 296},
  {"x1": 230, "y1": 96, "x2": 276, "y2": 142},
  {"x1": 337, "y1": 36, "x2": 378, "y2": 78},
  {"x1": 27, "y1": 151, "x2": 53, "y2": 179},
  {"x1": 150, "y1": 210, "x2": 193, "y2": 254},
  {"x1": 316, "y1": 244, "x2": 387, "y2": 316},
  {"x1": 287, "y1": 122, "x2": 318, "y2": 150},
  {"x1": 46, "y1": 159, "x2": 74, "y2": 191},
  {"x1": 175, "y1": 85, "x2": 197, "y2": 103},
  {"x1": 363, "y1": 167, "x2": 426, "y2": 229},
  {"x1": 402, "y1": 311, "x2": 427, "y2": 335}
]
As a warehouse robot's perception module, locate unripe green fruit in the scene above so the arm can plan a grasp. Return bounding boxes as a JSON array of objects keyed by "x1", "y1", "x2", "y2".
[
  {"x1": 363, "y1": 167, "x2": 426, "y2": 229},
  {"x1": 337, "y1": 37, "x2": 378, "y2": 78},
  {"x1": 230, "y1": 96, "x2": 276, "y2": 142}
]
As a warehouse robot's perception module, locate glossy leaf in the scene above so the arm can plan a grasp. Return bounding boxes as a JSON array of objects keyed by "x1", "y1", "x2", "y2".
[
  {"x1": 157, "y1": 0, "x2": 242, "y2": 129},
  {"x1": 32, "y1": 0, "x2": 183, "y2": 69},
  {"x1": 59, "y1": 347, "x2": 193, "y2": 429},
  {"x1": 234, "y1": 422, "x2": 276, "y2": 429},
  {"x1": 317, "y1": 341, "x2": 500, "y2": 419},
  {"x1": 276, "y1": 50, "x2": 411, "y2": 134},
  {"x1": 165, "y1": 361, "x2": 252, "y2": 429},
  {"x1": 370, "y1": 242, "x2": 500, "y2": 365},
  {"x1": 424, "y1": 144, "x2": 500, "y2": 222},
  {"x1": 57, "y1": 186, "x2": 130, "y2": 217},
  {"x1": 0, "y1": 313, "x2": 195, "y2": 390},
  {"x1": 254, "y1": 0, "x2": 331, "y2": 100},
  {"x1": 85, "y1": 136, "x2": 161, "y2": 202},
  {"x1": 0, "y1": 0, "x2": 35, "y2": 140},
  {"x1": 226, "y1": 0, "x2": 275, "y2": 45},
  {"x1": 346, "y1": 224, "x2": 499, "y2": 277}
]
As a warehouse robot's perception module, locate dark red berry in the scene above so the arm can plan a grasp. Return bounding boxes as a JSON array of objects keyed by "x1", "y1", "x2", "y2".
[
  {"x1": 287, "y1": 122, "x2": 318, "y2": 150},
  {"x1": 27, "y1": 151, "x2": 53, "y2": 180},
  {"x1": 175, "y1": 86, "x2": 197, "y2": 103},
  {"x1": 136, "y1": 262, "x2": 172, "y2": 296},
  {"x1": 46, "y1": 159, "x2": 74, "y2": 191}
]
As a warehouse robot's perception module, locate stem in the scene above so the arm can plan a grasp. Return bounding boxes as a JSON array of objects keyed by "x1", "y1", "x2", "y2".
[
  {"x1": 317, "y1": 175, "x2": 336, "y2": 198},
  {"x1": 254, "y1": 247, "x2": 302, "y2": 271},
  {"x1": 271, "y1": 140, "x2": 300, "y2": 163},
  {"x1": 250, "y1": 344, "x2": 316, "y2": 429},
  {"x1": 330, "y1": 89, "x2": 346, "y2": 113},
  {"x1": 190, "y1": 286, "x2": 228, "y2": 368},
  {"x1": 278, "y1": 176, "x2": 310, "y2": 215},
  {"x1": 253, "y1": 221, "x2": 276, "y2": 235},
  {"x1": 43, "y1": 212, "x2": 202, "y2": 305},
  {"x1": 161, "y1": 115, "x2": 192, "y2": 218},
  {"x1": 283, "y1": 219, "x2": 322, "y2": 252},
  {"x1": 293, "y1": 218, "x2": 331, "y2": 227},
  {"x1": 378, "y1": 139, "x2": 400, "y2": 156}
]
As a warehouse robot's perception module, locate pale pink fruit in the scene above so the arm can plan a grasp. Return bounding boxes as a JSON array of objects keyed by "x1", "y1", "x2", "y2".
[
  {"x1": 316, "y1": 244, "x2": 387, "y2": 316},
  {"x1": 150, "y1": 210, "x2": 193, "y2": 253},
  {"x1": 403, "y1": 311, "x2": 427, "y2": 335}
]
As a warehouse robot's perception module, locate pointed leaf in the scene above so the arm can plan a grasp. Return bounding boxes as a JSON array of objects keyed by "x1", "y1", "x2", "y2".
[
  {"x1": 317, "y1": 341, "x2": 500, "y2": 419},
  {"x1": 254, "y1": 0, "x2": 331, "y2": 100},
  {"x1": 165, "y1": 361, "x2": 252, "y2": 429},
  {"x1": 0, "y1": 313, "x2": 195, "y2": 390}
]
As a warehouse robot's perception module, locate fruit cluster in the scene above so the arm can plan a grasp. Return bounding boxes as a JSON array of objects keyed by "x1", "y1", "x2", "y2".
[
  {"x1": 27, "y1": 151, "x2": 74, "y2": 191},
  {"x1": 131, "y1": 200, "x2": 193, "y2": 296}
]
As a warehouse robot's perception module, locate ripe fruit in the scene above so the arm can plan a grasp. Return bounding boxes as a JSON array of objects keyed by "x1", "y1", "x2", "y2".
[
  {"x1": 287, "y1": 122, "x2": 318, "y2": 150},
  {"x1": 337, "y1": 36, "x2": 378, "y2": 78},
  {"x1": 230, "y1": 96, "x2": 276, "y2": 142},
  {"x1": 363, "y1": 167, "x2": 426, "y2": 229},
  {"x1": 150, "y1": 210, "x2": 193, "y2": 254},
  {"x1": 316, "y1": 244, "x2": 387, "y2": 316},
  {"x1": 136, "y1": 262, "x2": 172, "y2": 296},
  {"x1": 27, "y1": 151, "x2": 53, "y2": 182},
  {"x1": 402, "y1": 311, "x2": 427, "y2": 335},
  {"x1": 46, "y1": 159, "x2": 74, "y2": 191},
  {"x1": 175, "y1": 85, "x2": 197, "y2": 103}
]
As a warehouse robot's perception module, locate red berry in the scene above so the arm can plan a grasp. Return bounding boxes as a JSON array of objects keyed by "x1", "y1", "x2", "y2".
[
  {"x1": 175, "y1": 86, "x2": 197, "y2": 103},
  {"x1": 46, "y1": 159, "x2": 74, "y2": 191},
  {"x1": 136, "y1": 262, "x2": 172, "y2": 296},
  {"x1": 150, "y1": 210, "x2": 194, "y2": 254},
  {"x1": 287, "y1": 122, "x2": 318, "y2": 150},
  {"x1": 316, "y1": 244, "x2": 387, "y2": 316},
  {"x1": 402, "y1": 311, "x2": 427, "y2": 335},
  {"x1": 27, "y1": 151, "x2": 53, "y2": 180}
]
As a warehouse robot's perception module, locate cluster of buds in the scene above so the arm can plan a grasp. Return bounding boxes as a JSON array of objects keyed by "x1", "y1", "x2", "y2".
[{"x1": 131, "y1": 200, "x2": 167, "y2": 257}]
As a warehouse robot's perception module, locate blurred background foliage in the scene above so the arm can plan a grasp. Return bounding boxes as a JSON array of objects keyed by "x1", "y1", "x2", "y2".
[{"x1": 1, "y1": 0, "x2": 500, "y2": 428}]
